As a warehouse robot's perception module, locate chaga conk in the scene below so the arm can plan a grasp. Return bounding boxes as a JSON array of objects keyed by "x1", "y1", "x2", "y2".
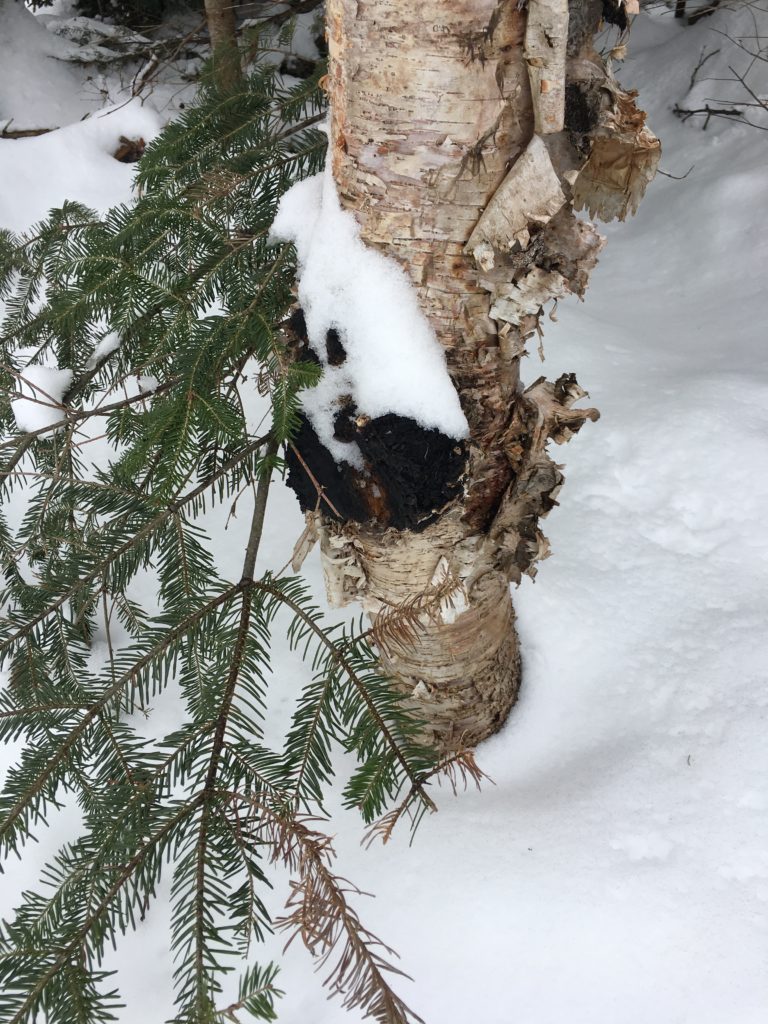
[{"x1": 283, "y1": 309, "x2": 468, "y2": 532}]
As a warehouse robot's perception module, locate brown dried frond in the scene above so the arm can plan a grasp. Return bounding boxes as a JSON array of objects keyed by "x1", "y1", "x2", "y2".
[
  {"x1": 225, "y1": 792, "x2": 424, "y2": 1024},
  {"x1": 113, "y1": 135, "x2": 145, "y2": 163},
  {"x1": 371, "y1": 569, "x2": 464, "y2": 658},
  {"x1": 434, "y1": 748, "x2": 491, "y2": 796},
  {"x1": 255, "y1": 364, "x2": 273, "y2": 397},
  {"x1": 196, "y1": 167, "x2": 248, "y2": 203},
  {"x1": 362, "y1": 799, "x2": 428, "y2": 849},
  {"x1": 364, "y1": 749, "x2": 492, "y2": 848}
]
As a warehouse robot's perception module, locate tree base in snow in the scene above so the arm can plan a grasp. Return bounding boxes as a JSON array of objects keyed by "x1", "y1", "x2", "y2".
[
  {"x1": 386, "y1": 598, "x2": 522, "y2": 751},
  {"x1": 318, "y1": 515, "x2": 522, "y2": 752}
]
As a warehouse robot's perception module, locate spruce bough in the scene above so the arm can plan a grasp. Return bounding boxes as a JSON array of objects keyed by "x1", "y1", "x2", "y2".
[{"x1": 0, "y1": 62, "x2": 474, "y2": 1024}]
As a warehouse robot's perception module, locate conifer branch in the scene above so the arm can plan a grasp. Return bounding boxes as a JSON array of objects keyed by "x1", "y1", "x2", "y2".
[
  {"x1": 0, "y1": 435, "x2": 269, "y2": 658},
  {"x1": 5, "y1": 797, "x2": 203, "y2": 1024},
  {"x1": 0, "y1": 703, "x2": 91, "y2": 720},
  {"x1": 253, "y1": 580, "x2": 437, "y2": 813},
  {"x1": 0, "y1": 585, "x2": 240, "y2": 849},
  {"x1": 0, "y1": 54, "x2": 461, "y2": 1022},
  {"x1": 0, "y1": 375, "x2": 181, "y2": 453}
]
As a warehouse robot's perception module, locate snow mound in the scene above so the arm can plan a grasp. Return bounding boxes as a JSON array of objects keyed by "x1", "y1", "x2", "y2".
[
  {"x1": 88, "y1": 330, "x2": 122, "y2": 368},
  {"x1": 12, "y1": 363, "x2": 73, "y2": 433},
  {"x1": 270, "y1": 159, "x2": 469, "y2": 465},
  {"x1": 0, "y1": 99, "x2": 162, "y2": 233},
  {"x1": 0, "y1": 0, "x2": 102, "y2": 129}
]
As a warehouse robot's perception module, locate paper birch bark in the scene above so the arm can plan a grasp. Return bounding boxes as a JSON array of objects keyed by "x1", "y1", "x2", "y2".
[{"x1": 293, "y1": 0, "x2": 659, "y2": 750}]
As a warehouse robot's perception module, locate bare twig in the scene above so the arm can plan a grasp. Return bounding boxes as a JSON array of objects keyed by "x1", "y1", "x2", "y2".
[
  {"x1": 689, "y1": 46, "x2": 721, "y2": 89},
  {"x1": 672, "y1": 102, "x2": 752, "y2": 128},
  {"x1": 657, "y1": 164, "x2": 696, "y2": 179},
  {"x1": 0, "y1": 121, "x2": 55, "y2": 139},
  {"x1": 131, "y1": 19, "x2": 208, "y2": 97},
  {"x1": 288, "y1": 443, "x2": 343, "y2": 519}
]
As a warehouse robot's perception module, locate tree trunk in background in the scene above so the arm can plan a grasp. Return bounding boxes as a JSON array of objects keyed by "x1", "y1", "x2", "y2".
[
  {"x1": 204, "y1": 0, "x2": 242, "y2": 90},
  {"x1": 312, "y1": 0, "x2": 659, "y2": 750}
]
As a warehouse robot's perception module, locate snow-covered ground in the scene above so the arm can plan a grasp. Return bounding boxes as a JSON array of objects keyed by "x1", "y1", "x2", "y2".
[{"x1": 1, "y1": 5, "x2": 766, "y2": 1023}]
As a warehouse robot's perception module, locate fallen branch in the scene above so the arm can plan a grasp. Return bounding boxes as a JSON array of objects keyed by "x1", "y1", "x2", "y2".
[
  {"x1": 1, "y1": 121, "x2": 55, "y2": 139},
  {"x1": 673, "y1": 102, "x2": 747, "y2": 128}
]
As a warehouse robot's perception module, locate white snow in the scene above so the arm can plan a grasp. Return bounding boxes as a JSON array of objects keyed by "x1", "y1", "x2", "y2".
[
  {"x1": 0, "y1": 99, "x2": 161, "y2": 233},
  {"x1": 87, "y1": 329, "x2": 122, "y2": 368},
  {"x1": 11, "y1": 363, "x2": 73, "y2": 432},
  {"x1": 0, "y1": 0, "x2": 104, "y2": 130},
  {"x1": 270, "y1": 159, "x2": 469, "y2": 464},
  {"x1": 1, "y1": 6, "x2": 768, "y2": 1024}
]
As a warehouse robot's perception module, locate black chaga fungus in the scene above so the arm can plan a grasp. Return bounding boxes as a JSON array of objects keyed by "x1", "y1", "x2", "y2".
[
  {"x1": 284, "y1": 415, "x2": 369, "y2": 522},
  {"x1": 356, "y1": 413, "x2": 467, "y2": 530},
  {"x1": 284, "y1": 310, "x2": 348, "y2": 369},
  {"x1": 282, "y1": 306, "x2": 467, "y2": 531},
  {"x1": 278, "y1": 54, "x2": 318, "y2": 79},
  {"x1": 601, "y1": 0, "x2": 628, "y2": 30},
  {"x1": 565, "y1": 82, "x2": 602, "y2": 139},
  {"x1": 332, "y1": 400, "x2": 357, "y2": 443},
  {"x1": 325, "y1": 328, "x2": 347, "y2": 366},
  {"x1": 284, "y1": 308, "x2": 321, "y2": 366},
  {"x1": 287, "y1": 307, "x2": 308, "y2": 343},
  {"x1": 286, "y1": 408, "x2": 467, "y2": 532}
]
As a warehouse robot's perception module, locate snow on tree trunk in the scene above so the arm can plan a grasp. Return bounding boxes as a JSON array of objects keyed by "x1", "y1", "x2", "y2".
[{"x1": 292, "y1": 0, "x2": 659, "y2": 750}]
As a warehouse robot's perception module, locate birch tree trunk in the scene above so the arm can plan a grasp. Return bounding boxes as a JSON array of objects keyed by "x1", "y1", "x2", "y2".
[{"x1": 292, "y1": 0, "x2": 659, "y2": 751}]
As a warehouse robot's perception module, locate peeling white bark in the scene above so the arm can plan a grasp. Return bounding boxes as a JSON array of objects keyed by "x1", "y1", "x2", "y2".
[
  {"x1": 525, "y1": 0, "x2": 569, "y2": 134},
  {"x1": 465, "y1": 135, "x2": 566, "y2": 257},
  {"x1": 318, "y1": 513, "x2": 520, "y2": 748},
  {"x1": 572, "y1": 83, "x2": 661, "y2": 221}
]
